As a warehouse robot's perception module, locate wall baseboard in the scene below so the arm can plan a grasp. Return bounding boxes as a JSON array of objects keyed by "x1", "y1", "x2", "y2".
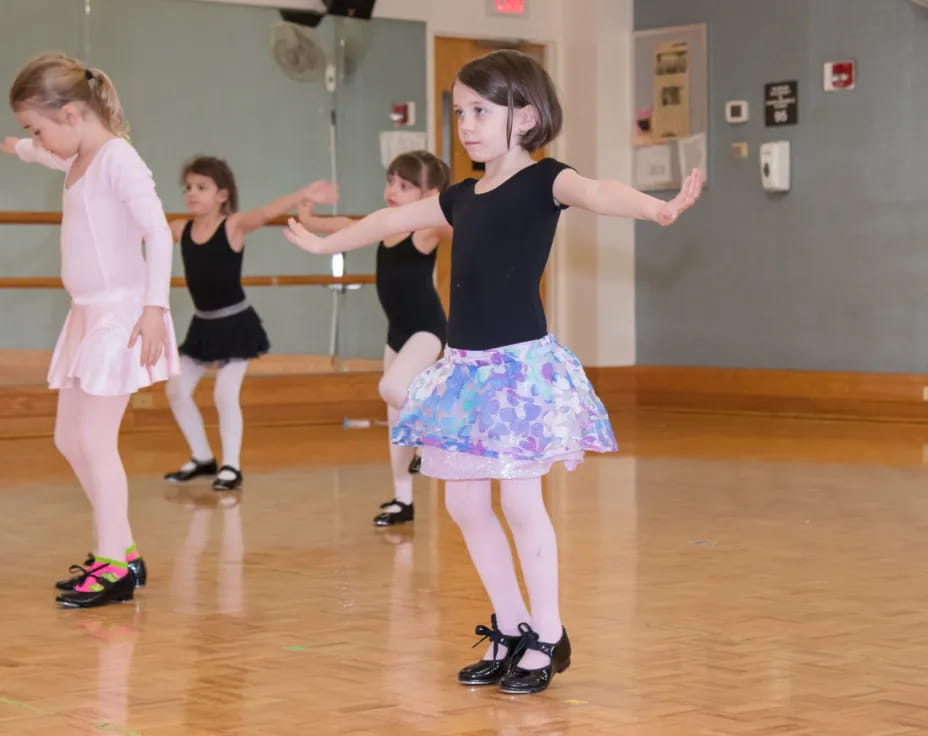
[
  {"x1": 0, "y1": 372, "x2": 385, "y2": 439},
  {"x1": 1, "y1": 360, "x2": 926, "y2": 440},
  {"x1": 590, "y1": 365, "x2": 928, "y2": 423}
]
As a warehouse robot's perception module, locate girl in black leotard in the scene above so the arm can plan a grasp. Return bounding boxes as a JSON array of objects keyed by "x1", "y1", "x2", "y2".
[
  {"x1": 286, "y1": 51, "x2": 701, "y2": 695},
  {"x1": 298, "y1": 151, "x2": 449, "y2": 526},
  {"x1": 164, "y1": 156, "x2": 336, "y2": 491}
]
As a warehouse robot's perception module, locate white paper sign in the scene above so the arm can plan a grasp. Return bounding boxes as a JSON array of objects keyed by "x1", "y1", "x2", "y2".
[
  {"x1": 635, "y1": 144, "x2": 673, "y2": 189},
  {"x1": 677, "y1": 132, "x2": 707, "y2": 182},
  {"x1": 379, "y1": 131, "x2": 428, "y2": 168}
]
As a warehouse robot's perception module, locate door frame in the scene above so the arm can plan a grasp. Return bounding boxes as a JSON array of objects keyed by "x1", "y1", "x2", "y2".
[{"x1": 430, "y1": 34, "x2": 557, "y2": 318}]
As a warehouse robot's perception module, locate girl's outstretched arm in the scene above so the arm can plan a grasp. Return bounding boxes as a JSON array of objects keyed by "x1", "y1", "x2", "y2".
[
  {"x1": 2, "y1": 136, "x2": 73, "y2": 171},
  {"x1": 227, "y1": 180, "x2": 338, "y2": 244},
  {"x1": 285, "y1": 196, "x2": 448, "y2": 255},
  {"x1": 296, "y1": 199, "x2": 356, "y2": 234},
  {"x1": 554, "y1": 167, "x2": 703, "y2": 226}
]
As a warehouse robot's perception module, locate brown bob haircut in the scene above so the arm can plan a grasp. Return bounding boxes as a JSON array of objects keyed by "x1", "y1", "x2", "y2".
[
  {"x1": 386, "y1": 150, "x2": 450, "y2": 192},
  {"x1": 455, "y1": 49, "x2": 562, "y2": 153}
]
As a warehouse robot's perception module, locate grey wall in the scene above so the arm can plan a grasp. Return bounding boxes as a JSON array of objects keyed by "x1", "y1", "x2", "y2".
[
  {"x1": 0, "y1": 0, "x2": 83, "y2": 349},
  {"x1": 634, "y1": 0, "x2": 928, "y2": 372},
  {"x1": 0, "y1": 0, "x2": 427, "y2": 360}
]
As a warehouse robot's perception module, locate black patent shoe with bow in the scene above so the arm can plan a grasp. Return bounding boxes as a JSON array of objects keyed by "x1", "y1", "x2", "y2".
[
  {"x1": 55, "y1": 566, "x2": 136, "y2": 609},
  {"x1": 127, "y1": 557, "x2": 147, "y2": 588},
  {"x1": 373, "y1": 498, "x2": 414, "y2": 527},
  {"x1": 498, "y1": 623, "x2": 571, "y2": 695},
  {"x1": 55, "y1": 553, "x2": 98, "y2": 591},
  {"x1": 407, "y1": 454, "x2": 421, "y2": 474},
  {"x1": 57, "y1": 555, "x2": 147, "y2": 590},
  {"x1": 457, "y1": 614, "x2": 526, "y2": 686},
  {"x1": 164, "y1": 458, "x2": 218, "y2": 483},
  {"x1": 212, "y1": 466, "x2": 243, "y2": 491}
]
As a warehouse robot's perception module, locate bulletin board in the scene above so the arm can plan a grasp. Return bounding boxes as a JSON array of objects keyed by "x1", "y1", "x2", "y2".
[{"x1": 632, "y1": 23, "x2": 707, "y2": 191}]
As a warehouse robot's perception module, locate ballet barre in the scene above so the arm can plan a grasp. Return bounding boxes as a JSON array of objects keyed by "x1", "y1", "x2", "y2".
[
  {"x1": 0, "y1": 211, "x2": 373, "y2": 288},
  {"x1": 0, "y1": 275, "x2": 375, "y2": 289},
  {"x1": 0, "y1": 212, "x2": 357, "y2": 226}
]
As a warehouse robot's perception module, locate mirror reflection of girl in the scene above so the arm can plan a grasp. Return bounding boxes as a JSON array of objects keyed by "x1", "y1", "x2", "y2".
[
  {"x1": 286, "y1": 51, "x2": 702, "y2": 694},
  {"x1": 1, "y1": 53, "x2": 179, "y2": 608},
  {"x1": 297, "y1": 151, "x2": 450, "y2": 527},
  {"x1": 163, "y1": 156, "x2": 336, "y2": 491}
]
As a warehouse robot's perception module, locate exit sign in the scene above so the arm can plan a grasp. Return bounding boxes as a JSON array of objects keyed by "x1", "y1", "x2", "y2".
[{"x1": 493, "y1": 0, "x2": 526, "y2": 15}]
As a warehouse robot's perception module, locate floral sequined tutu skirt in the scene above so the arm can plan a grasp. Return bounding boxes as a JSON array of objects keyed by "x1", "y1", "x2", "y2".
[{"x1": 392, "y1": 334, "x2": 617, "y2": 479}]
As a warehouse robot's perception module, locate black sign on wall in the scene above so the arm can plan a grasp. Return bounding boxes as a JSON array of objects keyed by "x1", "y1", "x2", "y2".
[{"x1": 764, "y1": 81, "x2": 798, "y2": 126}]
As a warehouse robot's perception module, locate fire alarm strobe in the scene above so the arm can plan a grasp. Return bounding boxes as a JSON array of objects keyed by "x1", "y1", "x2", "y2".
[
  {"x1": 824, "y1": 60, "x2": 855, "y2": 91},
  {"x1": 725, "y1": 100, "x2": 749, "y2": 124}
]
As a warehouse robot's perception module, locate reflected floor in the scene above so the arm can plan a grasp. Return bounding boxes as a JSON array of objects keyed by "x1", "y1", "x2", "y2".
[{"x1": 0, "y1": 412, "x2": 927, "y2": 734}]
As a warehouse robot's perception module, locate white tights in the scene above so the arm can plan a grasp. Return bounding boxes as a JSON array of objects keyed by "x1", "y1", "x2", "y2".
[
  {"x1": 379, "y1": 332, "x2": 442, "y2": 505},
  {"x1": 445, "y1": 477, "x2": 561, "y2": 669},
  {"x1": 166, "y1": 355, "x2": 249, "y2": 471}
]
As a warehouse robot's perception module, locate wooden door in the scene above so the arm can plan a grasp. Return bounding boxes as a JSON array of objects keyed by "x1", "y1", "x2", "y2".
[{"x1": 433, "y1": 36, "x2": 549, "y2": 316}]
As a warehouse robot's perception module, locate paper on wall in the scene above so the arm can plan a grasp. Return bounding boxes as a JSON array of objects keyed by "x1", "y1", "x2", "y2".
[
  {"x1": 677, "y1": 132, "x2": 707, "y2": 182},
  {"x1": 379, "y1": 130, "x2": 428, "y2": 168},
  {"x1": 635, "y1": 143, "x2": 673, "y2": 189}
]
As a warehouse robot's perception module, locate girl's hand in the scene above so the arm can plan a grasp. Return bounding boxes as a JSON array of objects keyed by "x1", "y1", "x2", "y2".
[
  {"x1": 656, "y1": 168, "x2": 703, "y2": 226},
  {"x1": 297, "y1": 198, "x2": 314, "y2": 223},
  {"x1": 301, "y1": 180, "x2": 338, "y2": 205},
  {"x1": 128, "y1": 306, "x2": 168, "y2": 367},
  {"x1": 0, "y1": 137, "x2": 19, "y2": 156},
  {"x1": 285, "y1": 217, "x2": 326, "y2": 254}
]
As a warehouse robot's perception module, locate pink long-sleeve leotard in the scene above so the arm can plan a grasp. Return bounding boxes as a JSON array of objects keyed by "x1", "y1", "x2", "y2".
[
  {"x1": 16, "y1": 137, "x2": 171, "y2": 306},
  {"x1": 15, "y1": 137, "x2": 179, "y2": 395}
]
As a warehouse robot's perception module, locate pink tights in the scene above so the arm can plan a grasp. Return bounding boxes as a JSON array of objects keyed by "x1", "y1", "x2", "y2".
[{"x1": 54, "y1": 386, "x2": 133, "y2": 562}]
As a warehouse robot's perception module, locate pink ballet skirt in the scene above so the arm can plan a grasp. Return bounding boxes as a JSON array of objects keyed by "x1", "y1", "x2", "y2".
[{"x1": 48, "y1": 288, "x2": 180, "y2": 396}]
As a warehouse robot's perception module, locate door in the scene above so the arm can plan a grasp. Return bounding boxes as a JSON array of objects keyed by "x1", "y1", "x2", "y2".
[{"x1": 433, "y1": 36, "x2": 550, "y2": 316}]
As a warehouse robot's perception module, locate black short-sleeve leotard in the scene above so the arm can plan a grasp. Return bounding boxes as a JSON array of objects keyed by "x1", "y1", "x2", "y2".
[{"x1": 438, "y1": 158, "x2": 572, "y2": 351}]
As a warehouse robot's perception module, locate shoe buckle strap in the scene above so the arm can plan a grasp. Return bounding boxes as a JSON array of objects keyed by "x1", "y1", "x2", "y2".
[
  {"x1": 516, "y1": 622, "x2": 556, "y2": 657},
  {"x1": 217, "y1": 465, "x2": 241, "y2": 479}
]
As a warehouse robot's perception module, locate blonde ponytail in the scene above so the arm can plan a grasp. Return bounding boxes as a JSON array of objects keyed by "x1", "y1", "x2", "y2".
[
  {"x1": 84, "y1": 66, "x2": 129, "y2": 139},
  {"x1": 9, "y1": 53, "x2": 130, "y2": 139}
]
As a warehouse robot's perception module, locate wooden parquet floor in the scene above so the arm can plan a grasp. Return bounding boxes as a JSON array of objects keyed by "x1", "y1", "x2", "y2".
[{"x1": 1, "y1": 411, "x2": 928, "y2": 735}]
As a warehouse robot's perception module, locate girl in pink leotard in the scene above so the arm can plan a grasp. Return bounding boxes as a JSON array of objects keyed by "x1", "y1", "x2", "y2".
[{"x1": 1, "y1": 53, "x2": 179, "y2": 609}]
